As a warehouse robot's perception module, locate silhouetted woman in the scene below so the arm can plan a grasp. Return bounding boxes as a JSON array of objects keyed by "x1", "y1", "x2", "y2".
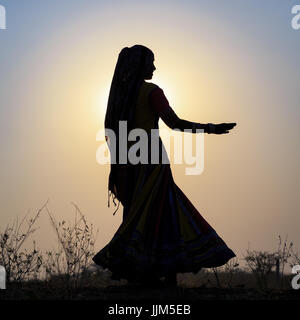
[{"x1": 93, "y1": 45, "x2": 237, "y2": 286}]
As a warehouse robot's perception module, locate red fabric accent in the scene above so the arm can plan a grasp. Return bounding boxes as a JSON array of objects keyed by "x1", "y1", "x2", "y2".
[{"x1": 149, "y1": 87, "x2": 171, "y2": 114}]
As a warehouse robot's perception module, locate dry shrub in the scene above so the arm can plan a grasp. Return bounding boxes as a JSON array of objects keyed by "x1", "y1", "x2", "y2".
[
  {"x1": 244, "y1": 235, "x2": 294, "y2": 291},
  {"x1": 0, "y1": 200, "x2": 48, "y2": 282},
  {"x1": 44, "y1": 202, "x2": 98, "y2": 288}
]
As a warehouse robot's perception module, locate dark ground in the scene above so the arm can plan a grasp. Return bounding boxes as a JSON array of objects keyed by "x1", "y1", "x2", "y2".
[{"x1": 1, "y1": 281, "x2": 300, "y2": 301}]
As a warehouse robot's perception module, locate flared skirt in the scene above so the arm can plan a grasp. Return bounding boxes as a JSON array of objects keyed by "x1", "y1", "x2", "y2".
[{"x1": 93, "y1": 162, "x2": 236, "y2": 282}]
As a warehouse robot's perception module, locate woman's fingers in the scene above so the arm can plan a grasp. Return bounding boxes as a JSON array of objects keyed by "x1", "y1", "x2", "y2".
[
  {"x1": 223, "y1": 123, "x2": 236, "y2": 129},
  {"x1": 215, "y1": 122, "x2": 236, "y2": 134},
  {"x1": 211, "y1": 122, "x2": 237, "y2": 134},
  {"x1": 220, "y1": 123, "x2": 237, "y2": 132}
]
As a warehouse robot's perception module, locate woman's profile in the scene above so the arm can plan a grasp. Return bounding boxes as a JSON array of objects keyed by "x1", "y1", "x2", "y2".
[{"x1": 93, "y1": 44, "x2": 237, "y2": 286}]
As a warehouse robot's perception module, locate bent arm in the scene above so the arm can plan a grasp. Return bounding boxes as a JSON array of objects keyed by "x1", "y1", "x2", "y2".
[{"x1": 149, "y1": 87, "x2": 209, "y2": 133}]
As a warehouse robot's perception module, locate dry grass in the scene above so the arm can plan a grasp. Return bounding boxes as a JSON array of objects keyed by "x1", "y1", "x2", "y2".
[{"x1": 0, "y1": 201, "x2": 299, "y2": 300}]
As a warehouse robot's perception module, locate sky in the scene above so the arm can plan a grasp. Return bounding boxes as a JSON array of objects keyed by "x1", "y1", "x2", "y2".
[{"x1": 0, "y1": 0, "x2": 299, "y2": 263}]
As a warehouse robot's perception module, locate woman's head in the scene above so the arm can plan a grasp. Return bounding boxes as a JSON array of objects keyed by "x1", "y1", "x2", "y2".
[
  {"x1": 117, "y1": 45, "x2": 156, "y2": 81},
  {"x1": 105, "y1": 45, "x2": 156, "y2": 134}
]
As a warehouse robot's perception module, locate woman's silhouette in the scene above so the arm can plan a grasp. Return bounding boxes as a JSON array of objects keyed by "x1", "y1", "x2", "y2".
[{"x1": 93, "y1": 45, "x2": 237, "y2": 286}]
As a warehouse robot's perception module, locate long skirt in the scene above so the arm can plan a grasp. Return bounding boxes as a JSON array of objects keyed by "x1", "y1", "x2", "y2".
[{"x1": 92, "y1": 161, "x2": 236, "y2": 282}]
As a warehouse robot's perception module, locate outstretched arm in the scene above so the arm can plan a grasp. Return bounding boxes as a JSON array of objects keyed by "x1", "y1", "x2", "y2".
[
  {"x1": 149, "y1": 87, "x2": 236, "y2": 134},
  {"x1": 157, "y1": 106, "x2": 209, "y2": 133},
  {"x1": 149, "y1": 87, "x2": 208, "y2": 132}
]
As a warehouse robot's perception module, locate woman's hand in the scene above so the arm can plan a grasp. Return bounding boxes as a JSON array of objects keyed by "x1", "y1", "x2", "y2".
[{"x1": 208, "y1": 123, "x2": 237, "y2": 134}]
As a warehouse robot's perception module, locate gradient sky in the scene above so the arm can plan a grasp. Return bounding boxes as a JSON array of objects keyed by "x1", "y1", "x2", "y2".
[{"x1": 0, "y1": 0, "x2": 299, "y2": 262}]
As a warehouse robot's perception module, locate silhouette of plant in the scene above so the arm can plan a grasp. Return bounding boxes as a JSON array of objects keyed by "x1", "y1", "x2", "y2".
[
  {"x1": 274, "y1": 235, "x2": 293, "y2": 289},
  {"x1": 244, "y1": 250, "x2": 277, "y2": 291},
  {"x1": 0, "y1": 200, "x2": 48, "y2": 282},
  {"x1": 44, "y1": 202, "x2": 98, "y2": 288},
  {"x1": 290, "y1": 246, "x2": 300, "y2": 269},
  {"x1": 211, "y1": 258, "x2": 240, "y2": 288},
  {"x1": 243, "y1": 235, "x2": 295, "y2": 291},
  {"x1": 1, "y1": 202, "x2": 298, "y2": 298},
  {"x1": 223, "y1": 258, "x2": 240, "y2": 288}
]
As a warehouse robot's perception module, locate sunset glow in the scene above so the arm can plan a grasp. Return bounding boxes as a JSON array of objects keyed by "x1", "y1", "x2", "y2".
[{"x1": 0, "y1": 0, "x2": 299, "y2": 261}]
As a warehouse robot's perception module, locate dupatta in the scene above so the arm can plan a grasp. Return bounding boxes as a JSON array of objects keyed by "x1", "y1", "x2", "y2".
[{"x1": 104, "y1": 45, "x2": 155, "y2": 215}]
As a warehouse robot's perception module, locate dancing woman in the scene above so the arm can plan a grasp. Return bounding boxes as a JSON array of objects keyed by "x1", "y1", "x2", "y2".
[{"x1": 93, "y1": 45, "x2": 237, "y2": 286}]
